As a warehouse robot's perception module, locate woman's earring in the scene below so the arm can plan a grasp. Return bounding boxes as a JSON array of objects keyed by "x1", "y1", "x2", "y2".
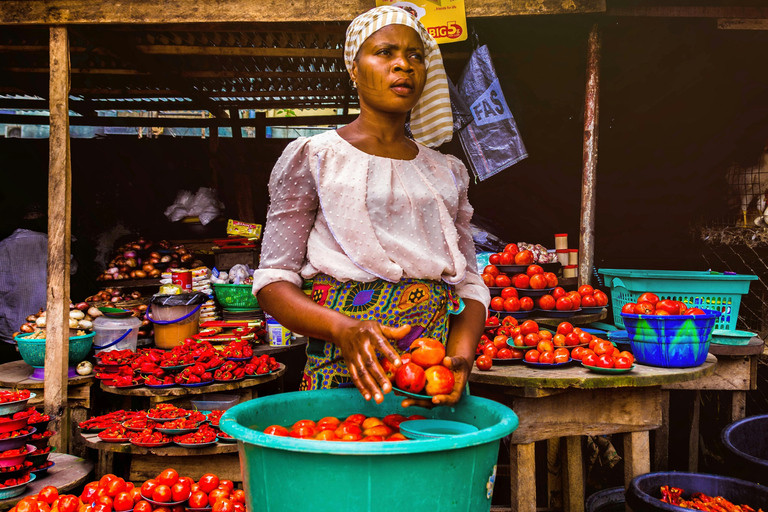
[{"x1": 350, "y1": 79, "x2": 357, "y2": 89}]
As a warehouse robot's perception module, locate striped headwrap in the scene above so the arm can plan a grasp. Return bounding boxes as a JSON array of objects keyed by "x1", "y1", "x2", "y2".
[{"x1": 344, "y1": 5, "x2": 453, "y2": 148}]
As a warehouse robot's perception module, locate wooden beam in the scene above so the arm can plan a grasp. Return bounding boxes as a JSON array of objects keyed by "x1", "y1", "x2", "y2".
[
  {"x1": 45, "y1": 25, "x2": 72, "y2": 455},
  {"x1": 578, "y1": 23, "x2": 600, "y2": 287},
  {"x1": 717, "y1": 18, "x2": 768, "y2": 30},
  {"x1": 0, "y1": 0, "x2": 605, "y2": 25},
  {"x1": 0, "y1": 113, "x2": 356, "y2": 127},
  {"x1": 135, "y1": 46, "x2": 343, "y2": 58},
  {"x1": 608, "y1": 6, "x2": 768, "y2": 18}
]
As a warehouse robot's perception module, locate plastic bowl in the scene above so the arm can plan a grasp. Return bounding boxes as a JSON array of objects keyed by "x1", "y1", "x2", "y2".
[
  {"x1": 0, "y1": 428, "x2": 35, "y2": 452},
  {"x1": 0, "y1": 394, "x2": 36, "y2": 417},
  {"x1": 0, "y1": 472, "x2": 35, "y2": 500},
  {"x1": 626, "y1": 472, "x2": 768, "y2": 512},
  {"x1": 14, "y1": 332, "x2": 94, "y2": 368},
  {"x1": 0, "y1": 444, "x2": 35, "y2": 468},
  {"x1": 711, "y1": 329, "x2": 756, "y2": 346},
  {"x1": 220, "y1": 388, "x2": 518, "y2": 512},
  {"x1": 620, "y1": 309, "x2": 720, "y2": 368},
  {"x1": 721, "y1": 414, "x2": 768, "y2": 484}
]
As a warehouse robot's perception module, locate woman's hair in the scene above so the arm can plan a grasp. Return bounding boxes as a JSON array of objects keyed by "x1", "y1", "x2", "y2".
[{"x1": 344, "y1": 6, "x2": 454, "y2": 148}]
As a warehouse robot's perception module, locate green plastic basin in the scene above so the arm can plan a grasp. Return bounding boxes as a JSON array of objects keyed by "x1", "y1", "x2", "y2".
[{"x1": 220, "y1": 388, "x2": 518, "y2": 512}]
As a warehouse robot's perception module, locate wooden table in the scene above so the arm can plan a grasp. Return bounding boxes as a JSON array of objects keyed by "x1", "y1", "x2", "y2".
[
  {"x1": 489, "y1": 310, "x2": 608, "y2": 329},
  {"x1": 0, "y1": 453, "x2": 94, "y2": 510},
  {"x1": 0, "y1": 360, "x2": 95, "y2": 457},
  {"x1": 469, "y1": 354, "x2": 718, "y2": 512},
  {"x1": 659, "y1": 337, "x2": 765, "y2": 471}
]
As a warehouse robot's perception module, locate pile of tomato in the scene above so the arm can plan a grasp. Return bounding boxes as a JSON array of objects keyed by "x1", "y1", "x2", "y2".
[
  {"x1": 486, "y1": 244, "x2": 535, "y2": 267},
  {"x1": 8, "y1": 469, "x2": 248, "y2": 512},
  {"x1": 621, "y1": 292, "x2": 705, "y2": 316},
  {"x1": 378, "y1": 337, "x2": 454, "y2": 397},
  {"x1": 264, "y1": 412, "x2": 426, "y2": 442}
]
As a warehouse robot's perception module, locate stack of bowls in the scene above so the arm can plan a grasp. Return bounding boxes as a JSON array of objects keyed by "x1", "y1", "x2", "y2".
[{"x1": 0, "y1": 391, "x2": 37, "y2": 498}]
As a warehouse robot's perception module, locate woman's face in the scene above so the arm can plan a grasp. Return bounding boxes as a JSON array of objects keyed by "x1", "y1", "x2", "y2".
[{"x1": 351, "y1": 24, "x2": 426, "y2": 115}]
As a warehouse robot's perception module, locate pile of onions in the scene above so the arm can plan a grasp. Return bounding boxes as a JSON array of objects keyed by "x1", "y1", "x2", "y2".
[{"x1": 96, "y1": 239, "x2": 202, "y2": 281}]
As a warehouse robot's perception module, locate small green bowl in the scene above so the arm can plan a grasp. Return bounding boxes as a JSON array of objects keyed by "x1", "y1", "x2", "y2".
[
  {"x1": 710, "y1": 329, "x2": 756, "y2": 346},
  {"x1": 14, "y1": 332, "x2": 94, "y2": 367}
]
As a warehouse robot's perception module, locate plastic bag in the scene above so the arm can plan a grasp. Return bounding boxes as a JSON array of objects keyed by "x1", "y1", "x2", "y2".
[
  {"x1": 163, "y1": 187, "x2": 224, "y2": 225},
  {"x1": 457, "y1": 44, "x2": 528, "y2": 181}
]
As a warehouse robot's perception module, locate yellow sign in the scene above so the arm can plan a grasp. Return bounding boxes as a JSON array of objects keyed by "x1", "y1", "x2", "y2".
[{"x1": 376, "y1": 0, "x2": 467, "y2": 44}]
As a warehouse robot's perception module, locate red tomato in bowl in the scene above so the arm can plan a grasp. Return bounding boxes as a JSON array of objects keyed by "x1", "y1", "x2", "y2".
[
  {"x1": 189, "y1": 492, "x2": 208, "y2": 509},
  {"x1": 637, "y1": 292, "x2": 660, "y2": 305},
  {"x1": 544, "y1": 272, "x2": 558, "y2": 288},
  {"x1": 495, "y1": 275, "x2": 512, "y2": 288},
  {"x1": 621, "y1": 303, "x2": 637, "y2": 314},
  {"x1": 197, "y1": 474, "x2": 220, "y2": 494},
  {"x1": 655, "y1": 300, "x2": 680, "y2": 315},
  {"x1": 504, "y1": 297, "x2": 521, "y2": 312},
  {"x1": 555, "y1": 297, "x2": 573, "y2": 311},
  {"x1": 596, "y1": 355, "x2": 615, "y2": 368},
  {"x1": 157, "y1": 469, "x2": 179, "y2": 487},
  {"x1": 593, "y1": 290, "x2": 609, "y2": 306},
  {"x1": 490, "y1": 296, "x2": 505, "y2": 311},
  {"x1": 578, "y1": 285, "x2": 594, "y2": 296},
  {"x1": 538, "y1": 295, "x2": 555, "y2": 310},
  {"x1": 501, "y1": 287, "x2": 518, "y2": 299},
  {"x1": 526, "y1": 265, "x2": 544, "y2": 277},
  {"x1": 520, "y1": 320, "x2": 539, "y2": 336},
  {"x1": 582, "y1": 352, "x2": 598, "y2": 367},
  {"x1": 152, "y1": 485, "x2": 172, "y2": 504},
  {"x1": 524, "y1": 349, "x2": 540, "y2": 363},
  {"x1": 519, "y1": 297, "x2": 534, "y2": 311},
  {"x1": 489, "y1": 253, "x2": 501, "y2": 265},
  {"x1": 484, "y1": 265, "x2": 500, "y2": 278},
  {"x1": 633, "y1": 301, "x2": 655, "y2": 315},
  {"x1": 529, "y1": 274, "x2": 548, "y2": 290},
  {"x1": 475, "y1": 355, "x2": 492, "y2": 371},
  {"x1": 614, "y1": 356, "x2": 633, "y2": 369}
]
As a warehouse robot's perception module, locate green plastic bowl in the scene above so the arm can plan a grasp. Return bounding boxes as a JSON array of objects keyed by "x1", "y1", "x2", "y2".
[
  {"x1": 220, "y1": 388, "x2": 518, "y2": 512},
  {"x1": 710, "y1": 329, "x2": 756, "y2": 346},
  {"x1": 14, "y1": 332, "x2": 94, "y2": 368}
]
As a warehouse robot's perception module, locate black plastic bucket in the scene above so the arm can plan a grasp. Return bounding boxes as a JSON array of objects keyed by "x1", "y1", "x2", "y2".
[
  {"x1": 586, "y1": 487, "x2": 625, "y2": 512},
  {"x1": 626, "y1": 472, "x2": 768, "y2": 512},
  {"x1": 722, "y1": 414, "x2": 768, "y2": 485}
]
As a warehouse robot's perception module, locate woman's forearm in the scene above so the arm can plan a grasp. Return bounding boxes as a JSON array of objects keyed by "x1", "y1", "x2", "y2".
[
  {"x1": 445, "y1": 298, "x2": 485, "y2": 361},
  {"x1": 257, "y1": 281, "x2": 357, "y2": 342}
]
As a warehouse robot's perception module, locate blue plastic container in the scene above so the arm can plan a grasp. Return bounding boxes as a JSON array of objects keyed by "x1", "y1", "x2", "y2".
[
  {"x1": 220, "y1": 388, "x2": 519, "y2": 512},
  {"x1": 598, "y1": 269, "x2": 756, "y2": 330},
  {"x1": 721, "y1": 414, "x2": 768, "y2": 485},
  {"x1": 620, "y1": 309, "x2": 720, "y2": 367}
]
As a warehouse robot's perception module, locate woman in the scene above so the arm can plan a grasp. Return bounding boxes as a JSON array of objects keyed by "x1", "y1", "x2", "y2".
[{"x1": 253, "y1": 6, "x2": 490, "y2": 407}]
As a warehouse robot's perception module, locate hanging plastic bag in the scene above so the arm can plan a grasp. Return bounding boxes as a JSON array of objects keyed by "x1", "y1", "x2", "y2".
[{"x1": 457, "y1": 44, "x2": 528, "y2": 181}]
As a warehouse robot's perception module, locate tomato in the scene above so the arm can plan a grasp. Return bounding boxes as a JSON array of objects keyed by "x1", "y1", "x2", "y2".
[
  {"x1": 59, "y1": 497, "x2": 80, "y2": 512},
  {"x1": 523, "y1": 333, "x2": 540, "y2": 346},
  {"x1": 37, "y1": 504, "x2": 51, "y2": 512},
  {"x1": 176, "y1": 477, "x2": 194, "y2": 490},
  {"x1": 113, "y1": 493, "x2": 134, "y2": 512},
  {"x1": 553, "y1": 334, "x2": 566, "y2": 347},
  {"x1": 538, "y1": 294, "x2": 555, "y2": 310},
  {"x1": 504, "y1": 243, "x2": 519, "y2": 254},
  {"x1": 188, "y1": 492, "x2": 208, "y2": 509},
  {"x1": 313, "y1": 429, "x2": 338, "y2": 440},
  {"x1": 526, "y1": 265, "x2": 544, "y2": 277},
  {"x1": 637, "y1": 292, "x2": 660, "y2": 305},
  {"x1": 492, "y1": 335, "x2": 508, "y2": 349},
  {"x1": 524, "y1": 349, "x2": 540, "y2": 363},
  {"x1": 498, "y1": 287, "x2": 517, "y2": 300},
  {"x1": 594, "y1": 340, "x2": 614, "y2": 356},
  {"x1": 502, "y1": 316, "x2": 518, "y2": 328},
  {"x1": 263, "y1": 425, "x2": 289, "y2": 436},
  {"x1": 482, "y1": 344, "x2": 498, "y2": 358},
  {"x1": 39, "y1": 487, "x2": 59, "y2": 505},
  {"x1": 571, "y1": 347, "x2": 585, "y2": 360},
  {"x1": 597, "y1": 354, "x2": 615, "y2": 368},
  {"x1": 519, "y1": 297, "x2": 534, "y2": 311},
  {"x1": 537, "y1": 340, "x2": 554, "y2": 353},
  {"x1": 485, "y1": 316, "x2": 499, "y2": 327},
  {"x1": 488, "y1": 253, "x2": 500, "y2": 265},
  {"x1": 93, "y1": 505, "x2": 112, "y2": 512},
  {"x1": 614, "y1": 356, "x2": 633, "y2": 369},
  {"x1": 483, "y1": 265, "x2": 500, "y2": 278},
  {"x1": 232, "y1": 504, "x2": 245, "y2": 512},
  {"x1": 210, "y1": 493, "x2": 232, "y2": 510},
  {"x1": 140, "y1": 480, "x2": 158, "y2": 498},
  {"x1": 539, "y1": 351, "x2": 555, "y2": 364},
  {"x1": 490, "y1": 296, "x2": 505, "y2": 311},
  {"x1": 618, "y1": 351, "x2": 634, "y2": 364},
  {"x1": 582, "y1": 295, "x2": 597, "y2": 307},
  {"x1": 99, "y1": 475, "x2": 118, "y2": 490},
  {"x1": 335, "y1": 423, "x2": 362, "y2": 437},
  {"x1": 409, "y1": 338, "x2": 445, "y2": 369},
  {"x1": 511, "y1": 335, "x2": 525, "y2": 347},
  {"x1": 633, "y1": 301, "x2": 655, "y2": 315},
  {"x1": 520, "y1": 320, "x2": 539, "y2": 336},
  {"x1": 495, "y1": 274, "x2": 512, "y2": 288},
  {"x1": 482, "y1": 273, "x2": 495, "y2": 287},
  {"x1": 289, "y1": 425, "x2": 316, "y2": 438},
  {"x1": 552, "y1": 287, "x2": 567, "y2": 300},
  {"x1": 509, "y1": 347, "x2": 525, "y2": 358},
  {"x1": 133, "y1": 501, "x2": 153, "y2": 512},
  {"x1": 152, "y1": 485, "x2": 172, "y2": 503},
  {"x1": 554, "y1": 351, "x2": 570, "y2": 364},
  {"x1": 208, "y1": 490, "x2": 229, "y2": 507},
  {"x1": 424, "y1": 365, "x2": 455, "y2": 396},
  {"x1": 621, "y1": 303, "x2": 636, "y2": 315},
  {"x1": 512, "y1": 274, "x2": 529, "y2": 289},
  {"x1": 395, "y1": 362, "x2": 427, "y2": 393},
  {"x1": 16, "y1": 498, "x2": 37, "y2": 512},
  {"x1": 538, "y1": 330, "x2": 552, "y2": 341},
  {"x1": 171, "y1": 483, "x2": 191, "y2": 502},
  {"x1": 514, "y1": 250, "x2": 534, "y2": 265},
  {"x1": 231, "y1": 490, "x2": 246, "y2": 505},
  {"x1": 578, "y1": 285, "x2": 594, "y2": 296},
  {"x1": 81, "y1": 483, "x2": 99, "y2": 503},
  {"x1": 567, "y1": 292, "x2": 581, "y2": 309},
  {"x1": 496, "y1": 348, "x2": 512, "y2": 359},
  {"x1": 500, "y1": 252, "x2": 515, "y2": 265},
  {"x1": 382, "y1": 414, "x2": 407, "y2": 429},
  {"x1": 684, "y1": 307, "x2": 705, "y2": 315},
  {"x1": 475, "y1": 355, "x2": 492, "y2": 371},
  {"x1": 653, "y1": 299, "x2": 678, "y2": 315},
  {"x1": 593, "y1": 290, "x2": 608, "y2": 306},
  {"x1": 582, "y1": 352, "x2": 598, "y2": 367},
  {"x1": 555, "y1": 297, "x2": 573, "y2": 311},
  {"x1": 503, "y1": 297, "x2": 521, "y2": 312},
  {"x1": 544, "y1": 272, "x2": 558, "y2": 288},
  {"x1": 129, "y1": 488, "x2": 142, "y2": 503},
  {"x1": 107, "y1": 478, "x2": 126, "y2": 498}
]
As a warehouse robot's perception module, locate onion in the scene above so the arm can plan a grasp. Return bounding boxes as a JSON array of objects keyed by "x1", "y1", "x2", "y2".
[
  {"x1": 149, "y1": 269, "x2": 161, "y2": 278},
  {"x1": 134, "y1": 270, "x2": 147, "y2": 279},
  {"x1": 78, "y1": 319, "x2": 93, "y2": 330},
  {"x1": 76, "y1": 302, "x2": 89, "y2": 311},
  {"x1": 111, "y1": 289, "x2": 122, "y2": 297},
  {"x1": 129, "y1": 270, "x2": 138, "y2": 279},
  {"x1": 131, "y1": 243, "x2": 142, "y2": 250},
  {"x1": 69, "y1": 310, "x2": 85, "y2": 320},
  {"x1": 87, "y1": 307, "x2": 102, "y2": 318},
  {"x1": 101, "y1": 274, "x2": 113, "y2": 280},
  {"x1": 149, "y1": 257, "x2": 160, "y2": 264},
  {"x1": 111, "y1": 296, "x2": 121, "y2": 303},
  {"x1": 150, "y1": 252, "x2": 161, "y2": 259},
  {"x1": 131, "y1": 291, "x2": 142, "y2": 300},
  {"x1": 124, "y1": 250, "x2": 136, "y2": 259},
  {"x1": 106, "y1": 267, "x2": 119, "y2": 275},
  {"x1": 114, "y1": 257, "x2": 125, "y2": 266},
  {"x1": 69, "y1": 318, "x2": 79, "y2": 329},
  {"x1": 20, "y1": 323, "x2": 34, "y2": 333},
  {"x1": 180, "y1": 254, "x2": 193, "y2": 263},
  {"x1": 142, "y1": 264, "x2": 155, "y2": 273},
  {"x1": 160, "y1": 255, "x2": 172, "y2": 263},
  {"x1": 125, "y1": 258, "x2": 137, "y2": 268},
  {"x1": 26, "y1": 314, "x2": 37, "y2": 323},
  {"x1": 138, "y1": 304, "x2": 148, "y2": 312},
  {"x1": 119, "y1": 266, "x2": 130, "y2": 274}
]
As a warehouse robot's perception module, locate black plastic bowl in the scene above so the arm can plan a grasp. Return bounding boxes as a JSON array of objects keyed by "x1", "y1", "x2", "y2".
[
  {"x1": 722, "y1": 414, "x2": 768, "y2": 485},
  {"x1": 626, "y1": 472, "x2": 768, "y2": 512}
]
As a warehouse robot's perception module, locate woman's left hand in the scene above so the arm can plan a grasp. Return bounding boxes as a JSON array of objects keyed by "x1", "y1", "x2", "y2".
[{"x1": 399, "y1": 355, "x2": 471, "y2": 408}]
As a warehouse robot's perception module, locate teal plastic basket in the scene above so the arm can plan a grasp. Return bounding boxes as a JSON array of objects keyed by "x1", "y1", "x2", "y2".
[{"x1": 598, "y1": 269, "x2": 757, "y2": 330}]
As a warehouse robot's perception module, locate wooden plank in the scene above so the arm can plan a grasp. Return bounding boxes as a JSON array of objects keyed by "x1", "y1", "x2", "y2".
[
  {"x1": 136, "y1": 46, "x2": 342, "y2": 58},
  {"x1": 5, "y1": 67, "x2": 349, "y2": 79},
  {"x1": 732, "y1": 391, "x2": 747, "y2": 421},
  {"x1": 624, "y1": 431, "x2": 650, "y2": 488},
  {"x1": 70, "y1": 407, "x2": 88, "y2": 458},
  {"x1": 0, "y1": 113, "x2": 354, "y2": 128},
  {"x1": 663, "y1": 357, "x2": 752, "y2": 391},
  {"x1": 563, "y1": 436, "x2": 584, "y2": 512},
  {"x1": 653, "y1": 390, "x2": 670, "y2": 472},
  {"x1": 547, "y1": 438, "x2": 562, "y2": 510},
  {"x1": 45, "y1": 25, "x2": 72, "y2": 456},
  {"x1": 0, "y1": 0, "x2": 605, "y2": 25},
  {"x1": 0, "y1": 360, "x2": 94, "y2": 388},
  {"x1": 688, "y1": 390, "x2": 700, "y2": 472},
  {"x1": 579, "y1": 23, "x2": 601, "y2": 287},
  {"x1": 0, "y1": 454, "x2": 94, "y2": 510},
  {"x1": 608, "y1": 7, "x2": 768, "y2": 18},
  {"x1": 508, "y1": 387, "x2": 662, "y2": 444},
  {"x1": 510, "y1": 443, "x2": 537, "y2": 512},
  {"x1": 81, "y1": 433, "x2": 239, "y2": 456},
  {"x1": 708, "y1": 337, "x2": 765, "y2": 356},
  {"x1": 130, "y1": 453, "x2": 242, "y2": 482},
  {"x1": 96, "y1": 450, "x2": 114, "y2": 479}
]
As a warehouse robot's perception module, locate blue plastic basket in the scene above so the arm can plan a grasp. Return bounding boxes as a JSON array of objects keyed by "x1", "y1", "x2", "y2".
[
  {"x1": 620, "y1": 308, "x2": 720, "y2": 368},
  {"x1": 598, "y1": 269, "x2": 757, "y2": 330}
]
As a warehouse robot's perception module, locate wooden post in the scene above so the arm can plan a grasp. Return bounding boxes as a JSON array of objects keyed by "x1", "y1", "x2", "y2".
[
  {"x1": 46, "y1": 25, "x2": 72, "y2": 454},
  {"x1": 579, "y1": 23, "x2": 601, "y2": 286},
  {"x1": 510, "y1": 442, "x2": 537, "y2": 512}
]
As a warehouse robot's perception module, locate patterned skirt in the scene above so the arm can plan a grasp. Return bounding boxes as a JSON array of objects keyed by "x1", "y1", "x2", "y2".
[{"x1": 299, "y1": 275, "x2": 464, "y2": 391}]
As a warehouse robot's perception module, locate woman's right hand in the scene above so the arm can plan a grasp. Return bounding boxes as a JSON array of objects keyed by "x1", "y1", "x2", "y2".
[{"x1": 335, "y1": 321, "x2": 411, "y2": 404}]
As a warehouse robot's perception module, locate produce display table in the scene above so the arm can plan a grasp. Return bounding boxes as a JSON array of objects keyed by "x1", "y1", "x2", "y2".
[
  {"x1": 659, "y1": 337, "x2": 765, "y2": 471},
  {"x1": 0, "y1": 360, "x2": 95, "y2": 457},
  {"x1": 99, "y1": 364, "x2": 286, "y2": 404},
  {"x1": 0, "y1": 453, "x2": 94, "y2": 510},
  {"x1": 530, "y1": 310, "x2": 607, "y2": 328},
  {"x1": 469, "y1": 354, "x2": 718, "y2": 512}
]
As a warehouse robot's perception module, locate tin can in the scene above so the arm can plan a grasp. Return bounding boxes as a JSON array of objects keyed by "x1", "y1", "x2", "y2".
[
  {"x1": 554, "y1": 233, "x2": 568, "y2": 250},
  {"x1": 171, "y1": 269, "x2": 193, "y2": 292}
]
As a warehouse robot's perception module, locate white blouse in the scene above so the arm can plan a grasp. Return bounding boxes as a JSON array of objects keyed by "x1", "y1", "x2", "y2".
[{"x1": 252, "y1": 130, "x2": 490, "y2": 312}]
